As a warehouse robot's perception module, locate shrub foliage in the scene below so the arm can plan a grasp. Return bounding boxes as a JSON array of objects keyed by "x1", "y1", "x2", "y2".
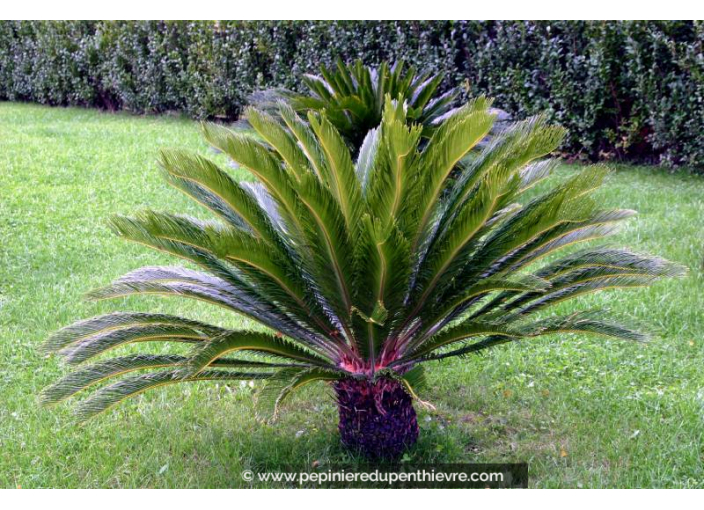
[{"x1": 1, "y1": 21, "x2": 703, "y2": 168}]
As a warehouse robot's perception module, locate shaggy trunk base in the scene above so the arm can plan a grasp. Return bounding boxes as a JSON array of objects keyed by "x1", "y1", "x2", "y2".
[{"x1": 334, "y1": 377, "x2": 419, "y2": 459}]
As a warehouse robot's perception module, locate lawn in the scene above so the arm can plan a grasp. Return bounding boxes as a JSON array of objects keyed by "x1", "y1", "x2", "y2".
[{"x1": 1, "y1": 102, "x2": 703, "y2": 488}]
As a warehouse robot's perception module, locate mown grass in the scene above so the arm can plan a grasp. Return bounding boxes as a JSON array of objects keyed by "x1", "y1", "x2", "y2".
[{"x1": 1, "y1": 102, "x2": 703, "y2": 488}]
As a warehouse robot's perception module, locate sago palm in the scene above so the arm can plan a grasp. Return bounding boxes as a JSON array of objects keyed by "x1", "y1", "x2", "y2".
[
  {"x1": 42, "y1": 94, "x2": 683, "y2": 459},
  {"x1": 249, "y1": 58, "x2": 459, "y2": 151}
]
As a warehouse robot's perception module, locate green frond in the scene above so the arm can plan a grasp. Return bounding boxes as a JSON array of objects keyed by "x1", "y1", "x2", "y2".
[
  {"x1": 446, "y1": 167, "x2": 609, "y2": 291},
  {"x1": 398, "y1": 366, "x2": 427, "y2": 399},
  {"x1": 84, "y1": 266, "x2": 320, "y2": 345},
  {"x1": 158, "y1": 149, "x2": 277, "y2": 240},
  {"x1": 42, "y1": 312, "x2": 224, "y2": 354},
  {"x1": 181, "y1": 331, "x2": 334, "y2": 379},
  {"x1": 418, "y1": 310, "x2": 651, "y2": 363},
  {"x1": 293, "y1": 172, "x2": 356, "y2": 329},
  {"x1": 258, "y1": 59, "x2": 459, "y2": 149},
  {"x1": 377, "y1": 98, "x2": 424, "y2": 230},
  {"x1": 109, "y1": 210, "x2": 319, "y2": 329},
  {"x1": 201, "y1": 123, "x2": 301, "y2": 226},
  {"x1": 534, "y1": 248, "x2": 688, "y2": 280},
  {"x1": 418, "y1": 335, "x2": 517, "y2": 362},
  {"x1": 58, "y1": 323, "x2": 212, "y2": 365},
  {"x1": 412, "y1": 73, "x2": 445, "y2": 112},
  {"x1": 518, "y1": 160, "x2": 557, "y2": 190},
  {"x1": 526, "y1": 311, "x2": 650, "y2": 342},
  {"x1": 278, "y1": 103, "x2": 328, "y2": 181},
  {"x1": 412, "y1": 99, "x2": 495, "y2": 240},
  {"x1": 87, "y1": 272, "x2": 245, "y2": 312},
  {"x1": 355, "y1": 127, "x2": 381, "y2": 192},
  {"x1": 375, "y1": 364, "x2": 428, "y2": 397},
  {"x1": 408, "y1": 320, "x2": 522, "y2": 359},
  {"x1": 499, "y1": 209, "x2": 637, "y2": 275},
  {"x1": 256, "y1": 367, "x2": 341, "y2": 420},
  {"x1": 353, "y1": 215, "x2": 411, "y2": 343},
  {"x1": 75, "y1": 369, "x2": 272, "y2": 421},
  {"x1": 423, "y1": 88, "x2": 461, "y2": 127},
  {"x1": 41, "y1": 355, "x2": 295, "y2": 406},
  {"x1": 245, "y1": 107, "x2": 311, "y2": 180},
  {"x1": 427, "y1": 274, "x2": 552, "y2": 327},
  {"x1": 411, "y1": 175, "x2": 504, "y2": 313},
  {"x1": 443, "y1": 115, "x2": 566, "y2": 225},
  {"x1": 42, "y1": 354, "x2": 187, "y2": 405},
  {"x1": 513, "y1": 275, "x2": 662, "y2": 316},
  {"x1": 307, "y1": 112, "x2": 363, "y2": 233}
]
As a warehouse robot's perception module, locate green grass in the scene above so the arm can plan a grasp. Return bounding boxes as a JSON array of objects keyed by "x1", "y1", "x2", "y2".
[{"x1": 1, "y1": 102, "x2": 703, "y2": 488}]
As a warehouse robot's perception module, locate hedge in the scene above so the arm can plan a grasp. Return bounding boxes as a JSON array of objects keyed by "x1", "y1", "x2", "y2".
[{"x1": 1, "y1": 21, "x2": 703, "y2": 169}]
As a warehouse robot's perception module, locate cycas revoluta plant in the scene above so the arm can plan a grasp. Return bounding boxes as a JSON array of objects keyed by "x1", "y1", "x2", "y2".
[
  {"x1": 42, "y1": 82, "x2": 684, "y2": 459},
  {"x1": 249, "y1": 58, "x2": 459, "y2": 151}
]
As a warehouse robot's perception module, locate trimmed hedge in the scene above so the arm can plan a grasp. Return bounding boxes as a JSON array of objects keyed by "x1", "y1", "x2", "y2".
[{"x1": 1, "y1": 21, "x2": 703, "y2": 169}]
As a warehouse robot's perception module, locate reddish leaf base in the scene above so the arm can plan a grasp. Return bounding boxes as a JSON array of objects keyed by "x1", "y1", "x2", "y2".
[{"x1": 334, "y1": 377, "x2": 419, "y2": 460}]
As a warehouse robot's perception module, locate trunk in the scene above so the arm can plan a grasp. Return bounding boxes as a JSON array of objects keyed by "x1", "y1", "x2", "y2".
[{"x1": 334, "y1": 376, "x2": 419, "y2": 459}]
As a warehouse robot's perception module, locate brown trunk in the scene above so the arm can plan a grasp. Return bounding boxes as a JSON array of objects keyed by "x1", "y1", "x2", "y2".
[{"x1": 334, "y1": 377, "x2": 419, "y2": 459}]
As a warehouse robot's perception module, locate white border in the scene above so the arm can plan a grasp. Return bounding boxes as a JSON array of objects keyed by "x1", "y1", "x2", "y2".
[
  {"x1": 2, "y1": 2, "x2": 704, "y2": 21},
  {"x1": 0, "y1": 13, "x2": 700, "y2": 496},
  {"x1": 0, "y1": 486, "x2": 692, "y2": 497}
]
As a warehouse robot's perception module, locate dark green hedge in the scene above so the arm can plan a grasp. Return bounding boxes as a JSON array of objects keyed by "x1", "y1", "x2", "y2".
[{"x1": 1, "y1": 21, "x2": 703, "y2": 169}]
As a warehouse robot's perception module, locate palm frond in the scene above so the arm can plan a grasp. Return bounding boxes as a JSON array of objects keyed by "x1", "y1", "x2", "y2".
[
  {"x1": 159, "y1": 149, "x2": 277, "y2": 240},
  {"x1": 181, "y1": 330, "x2": 335, "y2": 378},
  {"x1": 75, "y1": 370, "x2": 273, "y2": 421},
  {"x1": 58, "y1": 323, "x2": 212, "y2": 365},
  {"x1": 251, "y1": 58, "x2": 459, "y2": 149},
  {"x1": 42, "y1": 312, "x2": 223, "y2": 354},
  {"x1": 526, "y1": 311, "x2": 650, "y2": 342},
  {"x1": 87, "y1": 265, "x2": 319, "y2": 345},
  {"x1": 308, "y1": 112, "x2": 363, "y2": 234},
  {"x1": 256, "y1": 367, "x2": 341, "y2": 420},
  {"x1": 44, "y1": 72, "x2": 683, "y2": 419}
]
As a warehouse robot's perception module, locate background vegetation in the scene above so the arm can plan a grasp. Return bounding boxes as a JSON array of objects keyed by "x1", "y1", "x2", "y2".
[
  {"x1": 1, "y1": 103, "x2": 703, "y2": 487},
  {"x1": 1, "y1": 21, "x2": 704, "y2": 169}
]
